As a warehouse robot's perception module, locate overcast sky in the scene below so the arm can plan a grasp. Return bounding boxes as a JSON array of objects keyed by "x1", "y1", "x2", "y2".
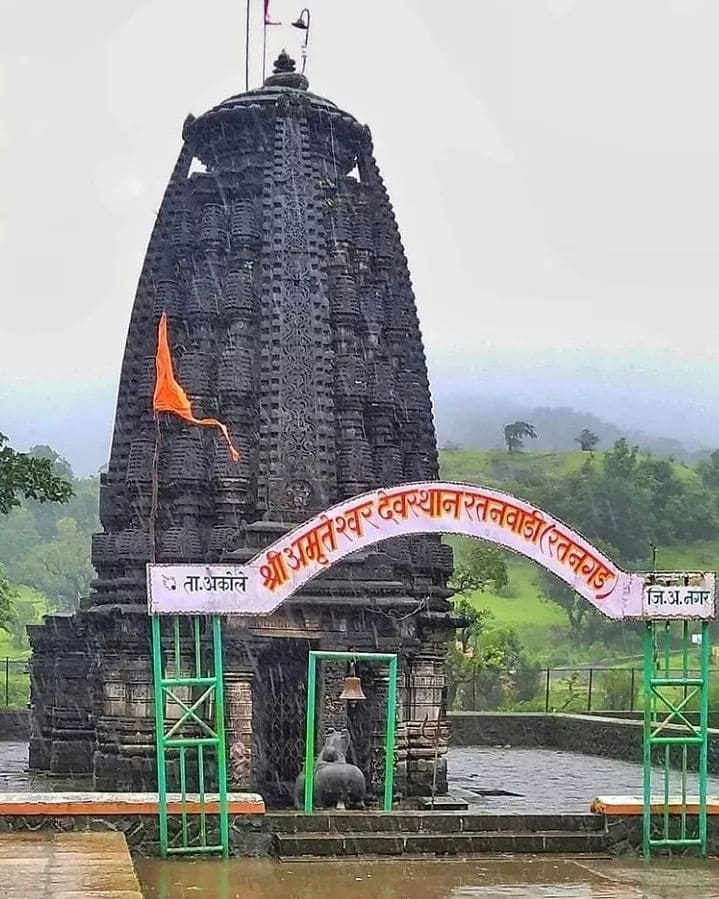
[{"x1": 1, "y1": 0, "x2": 718, "y2": 467}]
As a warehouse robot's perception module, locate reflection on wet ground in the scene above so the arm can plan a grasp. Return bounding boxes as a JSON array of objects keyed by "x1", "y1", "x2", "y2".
[
  {"x1": 5, "y1": 740, "x2": 719, "y2": 898},
  {"x1": 135, "y1": 855, "x2": 719, "y2": 899},
  {"x1": 447, "y1": 746, "x2": 719, "y2": 813},
  {"x1": 5, "y1": 742, "x2": 717, "y2": 811}
]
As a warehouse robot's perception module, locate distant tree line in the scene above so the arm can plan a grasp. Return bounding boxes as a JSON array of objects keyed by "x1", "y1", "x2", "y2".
[{"x1": 0, "y1": 437, "x2": 95, "y2": 643}]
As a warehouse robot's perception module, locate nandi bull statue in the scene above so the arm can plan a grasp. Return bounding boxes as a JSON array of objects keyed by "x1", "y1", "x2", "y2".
[{"x1": 294, "y1": 728, "x2": 366, "y2": 810}]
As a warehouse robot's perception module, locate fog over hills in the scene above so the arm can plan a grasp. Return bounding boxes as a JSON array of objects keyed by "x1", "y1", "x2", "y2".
[
  {"x1": 432, "y1": 392, "x2": 701, "y2": 461},
  {"x1": 2, "y1": 2, "x2": 718, "y2": 478},
  {"x1": 1, "y1": 378, "x2": 713, "y2": 476}
]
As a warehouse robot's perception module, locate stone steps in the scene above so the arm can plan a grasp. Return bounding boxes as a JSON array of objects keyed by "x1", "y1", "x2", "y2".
[
  {"x1": 274, "y1": 829, "x2": 610, "y2": 858},
  {"x1": 265, "y1": 811, "x2": 606, "y2": 835}
]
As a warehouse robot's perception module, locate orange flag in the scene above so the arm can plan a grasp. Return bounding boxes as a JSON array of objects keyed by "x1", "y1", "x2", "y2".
[{"x1": 153, "y1": 312, "x2": 240, "y2": 461}]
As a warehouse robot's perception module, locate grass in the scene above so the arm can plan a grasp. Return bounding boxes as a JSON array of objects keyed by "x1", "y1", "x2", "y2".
[
  {"x1": 0, "y1": 585, "x2": 49, "y2": 707},
  {"x1": 645, "y1": 541, "x2": 719, "y2": 573},
  {"x1": 439, "y1": 448, "x2": 588, "y2": 499},
  {"x1": 474, "y1": 563, "x2": 566, "y2": 652},
  {"x1": 0, "y1": 585, "x2": 49, "y2": 661},
  {"x1": 445, "y1": 534, "x2": 569, "y2": 655}
]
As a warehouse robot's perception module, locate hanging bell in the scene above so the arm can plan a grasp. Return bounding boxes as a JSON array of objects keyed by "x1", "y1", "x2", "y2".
[{"x1": 340, "y1": 663, "x2": 366, "y2": 701}]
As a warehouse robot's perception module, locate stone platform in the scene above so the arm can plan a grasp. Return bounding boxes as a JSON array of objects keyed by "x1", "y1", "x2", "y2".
[
  {"x1": 0, "y1": 791, "x2": 265, "y2": 816},
  {"x1": 592, "y1": 795, "x2": 719, "y2": 815},
  {"x1": 0, "y1": 831, "x2": 142, "y2": 897}
]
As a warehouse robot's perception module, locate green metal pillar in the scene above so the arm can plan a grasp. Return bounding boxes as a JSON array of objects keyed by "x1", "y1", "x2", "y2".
[
  {"x1": 642, "y1": 619, "x2": 710, "y2": 857},
  {"x1": 303, "y1": 650, "x2": 398, "y2": 813},
  {"x1": 151, "y1": 614, "x2": 229, "y2": 857}
]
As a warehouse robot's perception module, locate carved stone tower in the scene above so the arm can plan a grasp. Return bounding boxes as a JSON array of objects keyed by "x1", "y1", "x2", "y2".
[{"x1": 29, "y1": 53, "x2": 455, "y2": 801}]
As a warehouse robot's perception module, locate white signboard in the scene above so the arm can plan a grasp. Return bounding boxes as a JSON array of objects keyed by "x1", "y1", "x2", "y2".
[
  {"x1": 146, "y1": 481, "x2": 716, "y2": 620},
  {"x1": 641, "y1": 576, "x2": 715, "y2": 619},
  {"x1": 147, "y1": 564, "x2": 260, "y2": 616}
]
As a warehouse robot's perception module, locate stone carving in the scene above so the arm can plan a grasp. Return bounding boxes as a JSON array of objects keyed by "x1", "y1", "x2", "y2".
[
  {"x1": 293, "y1": 729, "x2": 366, "y2": 810},
  {"x1": 28, "y1": 52, "x2": 456, "y2": 800}
]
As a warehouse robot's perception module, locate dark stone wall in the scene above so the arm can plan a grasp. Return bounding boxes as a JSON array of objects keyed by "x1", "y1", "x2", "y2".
[
  {"x1": 4, "y1": 809, "x2": 719, "y2": 857},
  {"x1": 0, "y1": 813, "x2": 273, "y2": 857},
  {"x1": 0, "y1": 710, "x2": 29, "y2": 741}
]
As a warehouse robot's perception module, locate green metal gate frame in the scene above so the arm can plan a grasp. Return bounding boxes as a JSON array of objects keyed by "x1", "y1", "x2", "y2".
[
  {"x1": 151, "y1": 614, "x2": 229, "y2": 857},
  {"x1": 642, "y1": 619, "x2": 711, "y2": 858},
  {"x1": 303, "y1": 650, "x2": 398, "y2": 813}
]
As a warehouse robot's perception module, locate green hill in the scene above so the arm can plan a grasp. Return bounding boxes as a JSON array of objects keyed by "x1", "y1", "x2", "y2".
[
  {"x1": 438, "y1": 448, "x2": 719, "y2": 664},
  {"x1": 440, "y1": 448, "x2": 587, "y2": 496}
]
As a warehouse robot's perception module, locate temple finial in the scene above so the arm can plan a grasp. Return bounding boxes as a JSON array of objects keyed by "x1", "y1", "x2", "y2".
[
  {"x1": 274, "y1": 50, "x2": 296, "y2": 74},
  {"x1": 264, "y1": 49, "x2": 309, "y2": 89}
]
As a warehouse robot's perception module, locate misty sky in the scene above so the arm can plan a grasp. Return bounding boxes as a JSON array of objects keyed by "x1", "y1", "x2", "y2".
[{"x1": 2, "y1": 0, "x2": 719, "y2": 469}]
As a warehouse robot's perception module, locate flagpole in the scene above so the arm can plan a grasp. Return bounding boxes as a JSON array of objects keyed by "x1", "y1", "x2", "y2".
[
  {"x1": 262, "y1": 12, "x2": 268, "y2": 83},
  {"x1": 245, "y1": 0, "x2": 250, "y2": 91},
  {"x1": 149, "y1": 413, "x2": 161, "y2": 564}
]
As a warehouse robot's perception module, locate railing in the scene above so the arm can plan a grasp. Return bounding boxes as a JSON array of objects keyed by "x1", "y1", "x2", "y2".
[
  {"x1": 3, "y1": 658, "x2": 717, "y2": 718},
  {"x1": 452, "y1": 666, "x2": 719, "y2": 716},
  {"x1": 1, "y1": 659, "x2": 30, "y2": 708}
]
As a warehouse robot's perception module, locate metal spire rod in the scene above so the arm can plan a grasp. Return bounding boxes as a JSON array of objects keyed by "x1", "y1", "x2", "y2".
[
  {"x1": 245, "y1": 0, "x2": 250, "y2": 91},
  {"x1": 291, "y1": 8, "x2": 311, "y2": 75}
]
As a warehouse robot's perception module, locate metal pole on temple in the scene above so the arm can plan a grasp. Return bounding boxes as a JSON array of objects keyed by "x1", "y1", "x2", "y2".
[
  {"x1": 291, "y1": 8, "x2": 311, "y2": 74},
  {"x1": 245, "y1": 0, "x2": 251, "y2": 91}
]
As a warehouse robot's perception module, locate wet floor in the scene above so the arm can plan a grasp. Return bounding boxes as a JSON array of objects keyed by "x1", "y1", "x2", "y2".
[
  {"x1": 448, "y1": 746, "x2": 719, "y2": 813},
  {"x1": 0, "y1": 832, "x2": 143, "y2": 898},
  {"x1": 5, "y1": 742, "x2": 716, "y2": 813},
  {"x1": 135, "y1": 856, "x2": 719, "y2": 899}
]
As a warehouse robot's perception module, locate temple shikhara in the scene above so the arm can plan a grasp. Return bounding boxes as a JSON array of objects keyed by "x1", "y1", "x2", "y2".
[{"x1": 28, "y1": 51, "x2": 456, "y2": 804}]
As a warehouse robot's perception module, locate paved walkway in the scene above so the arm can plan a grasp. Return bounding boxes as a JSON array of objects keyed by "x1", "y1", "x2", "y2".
[
  {"x1": 4, "y1": 740, "x2": 719, "y2": 815},
  {"x1": 0, "y1": 832, "x2": 142, "y2": 898},
  {"x1": 0, "y1": 742, "x2": 91, "y2": 793},
  {"x1": 447, "y1": 745, "x2": 719, "y2": 813}
]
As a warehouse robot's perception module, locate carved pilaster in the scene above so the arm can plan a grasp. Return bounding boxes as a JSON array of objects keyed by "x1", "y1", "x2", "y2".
[
  {"x1": 224, "y1": 671, "x2": 254, "y2": 789},
  {"x1": 317, "y1": 660, "x2": 348, "y2": 739},
  {"x1": 405, "y1": 645, "x2": 450, "y2": 796}
]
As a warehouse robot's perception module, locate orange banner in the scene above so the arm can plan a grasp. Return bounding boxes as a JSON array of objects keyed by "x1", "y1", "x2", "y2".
[{"x1": 153, "y1": 312, "x2": 239, "y2": 461}]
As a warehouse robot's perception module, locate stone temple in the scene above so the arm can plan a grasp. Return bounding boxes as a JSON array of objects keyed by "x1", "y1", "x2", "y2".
[{"x1": 28, "y1": 52, "x2": 456, "y2": 804}]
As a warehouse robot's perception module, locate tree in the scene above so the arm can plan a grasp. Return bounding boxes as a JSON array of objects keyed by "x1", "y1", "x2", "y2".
[
  {"x1": 27, "y1": 445, "x2": 74, "y2": 481},
  {"x1": 537, "y1": 570, "x2": 592, "y2": 637},
  {"x1": 575, "y1": 429, "x2": 599, "y2": 452},
  {"x1": 503, "y1": 421, "x2": 537, "y2": 453},
  {"x1": 446, "y1": 543, "x2": 516, "y2": 708},
  {"x1": 449, "y1": 542, "x2": 508, "y2": 596},
  {"x1": 697, "y1": 450, "x2": 719, "y2": 491},
  {"x1": 0, "y1": 432, "x2": 72, "y2": 514},
  {"x1": 20, "y1": 517, "x2": 93, "y2": 612},
  {"x1": 445, "y1": 598, "x2": 490, "y2": 709},
  {"x1": 5, "y1": 587, "x2": 45, "y2": 650},
  {"x1": 0, "y1": 565, "x2": 16, "y2": 633}
]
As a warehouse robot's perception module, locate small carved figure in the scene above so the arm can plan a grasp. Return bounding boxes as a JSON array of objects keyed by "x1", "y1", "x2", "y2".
[
  {"x1": 294, "y1": 728, "x2": 366, "y2": 810},
  {"x1": 228, "y1": 738, "x2": 251, "y2": 788}
]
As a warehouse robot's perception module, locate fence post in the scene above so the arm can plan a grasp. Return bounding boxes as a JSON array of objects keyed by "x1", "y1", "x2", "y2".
[
  {"x1": 544, "y1": 668, "x2": 550, "y2": 712},
  {"x1": 587, "y1": 667, "x2": 593, "y2": 712},
  {"x1": 630, "y1": 667, "x2": 635, "y2": 713},
  {"x1": 4, "y1": 658, "x2": 8, "y2": 708}
]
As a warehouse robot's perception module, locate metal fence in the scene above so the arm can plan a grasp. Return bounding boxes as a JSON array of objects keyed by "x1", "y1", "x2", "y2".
[
  {"x1": 1, "y1": 659, "x2": 30, "y2": 708},
  {"x1": 452, "y1": 666, "x2": 719, "y2": 715},
  {"x1": 2, "y1": 658, "x2": 717, "y2": 716}
]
